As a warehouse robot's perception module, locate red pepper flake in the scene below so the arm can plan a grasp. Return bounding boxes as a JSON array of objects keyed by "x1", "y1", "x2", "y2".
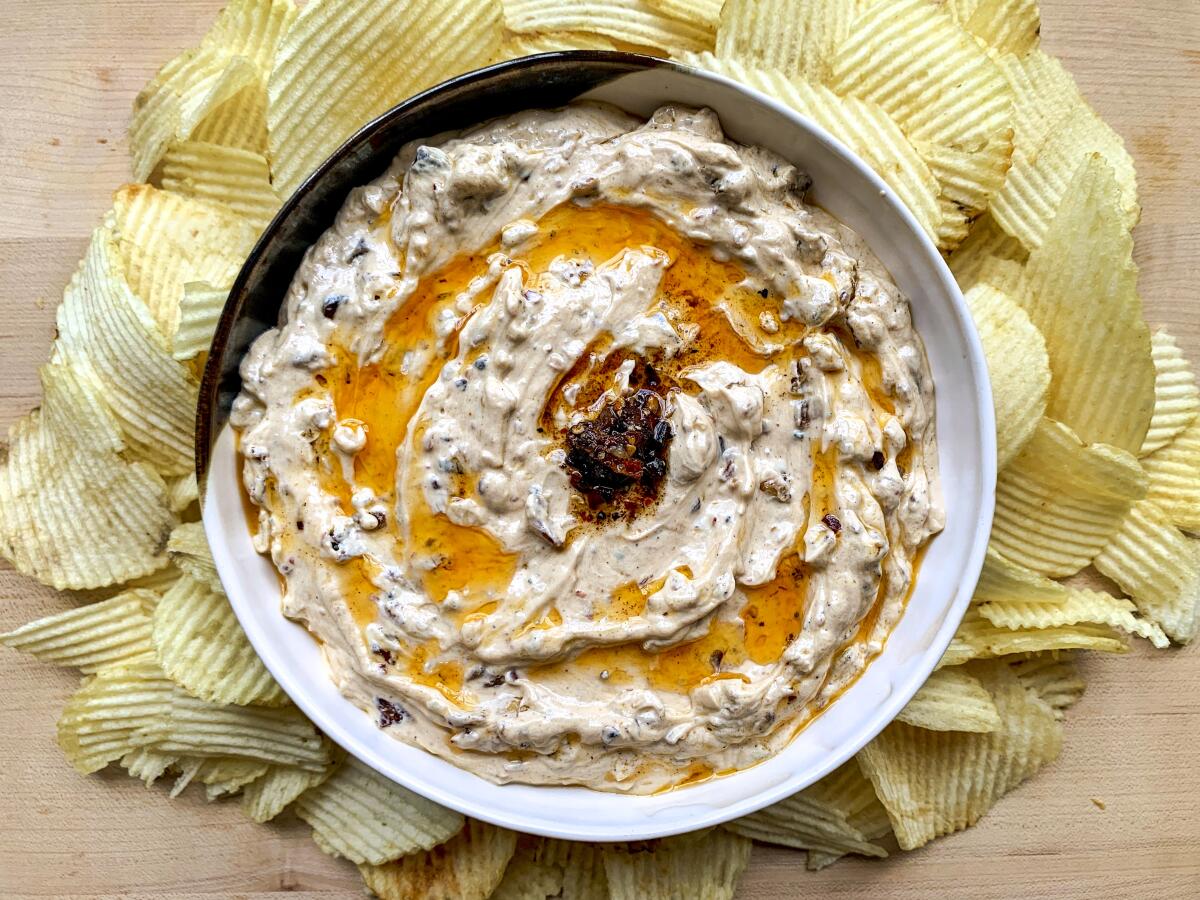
[{"x1": 822, "y1": 514, "x2": 842, "y2": 533}]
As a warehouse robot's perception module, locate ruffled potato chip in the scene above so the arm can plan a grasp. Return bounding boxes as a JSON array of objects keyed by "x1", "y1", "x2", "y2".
[
  {"x1": 536, "y1": 838, "x2": 609, "y2": 899},
  {"x1": 965, "y1": 284, "x2": 1049, "y2": 467},
  {"x1": 358, "y1": 819, "x2": 517, "y2": 900},
  {"x1": 167, "y1": 472, "x2": 200, "y2": 513},
  {"x1": 799, "y1": 759, "x2": 892, "y2": 870},
  {"x1": 896, "y1": 667, "x2": 1001, "y2": 732},
  {"x1": 857, "y1": 661, "x2": 1062, "y2": 850},
  {"x1": 962, "y1": 0, "x2": 1040, "y2": 57},
  {"x1": 173, "y1": 281, "x2": 228, "y2": 362},
  {"x1": 1008, "y1": 653, "x2": 1086, "y2": 719},
  {"x1": 646, "y1": 0, "x2": 723, "y2": 32},
  {"x1": 725, "y1": 758, "x2": 889, "y2": 859},
  {"x1": 974, "y1": 546, "x2": 1067, "y2": 605},
  {"x1": 1009, "y1": 157, "x2": 1153, "y2": 451},
  {"x1": 979, "y1": 584, "x2": 1168, "y2": 648},
  {"x1": 170, "y1": 755, "x2": 269, "y2": 800},
  {"x1": 502, "y1": 0, "x2": 709, "y2": 54},
  {"x1": 296, "y1": 756, "x2": 464, "y2": 865},
  {"x1": 0, "y1": 588, "x2": 157, "y2": 673},
  {"x1": 492, "y1": 30, "x2": 621, "y2": 61},
  {"x1": 991, "y1": 105, "x2": 1139, "y2": 253},
  {"x1": 827, "y1": 0, "x2": 1014, "y2": 247},
  {"x1": 159, "y1": 141, "x2": 281, "y2": 233},
  {"x1": 1143, "y1": 415, "x2": 1200, "y2": 532},
  {"x1": 677, "y1": 53, "x2": 943, "y2": 242},
  {"x1": 242, "y1": 763, "x2": 333, "y2": 823},
  {"x1": 489, "y1": 838, "x2": 566, "y2": 900},
  {"x1": 1094, "y1": 500, "x2": 1200, "y2": 643},
  {"x1": 942, "y1": 606, "x2": 1127, "y2": 667},
  {"x1": 152, "y1": 573, "x2": 285, "y2": 707},
  {"x1": 602, "y1": 828, "x2": 752, "y2": 900},
  {"x1": 53, "y1": 222, "x2": 199, "y2": 476},
  {"x1": 57, "y1": 655, "x2": 175, "y2": 774},
  {"x1": 111, "y1": 184, "x2": 256, "y2": 340},
  {"x1": 268, "y1": 0, "x2": 503, "y2": 198},
  {"x1": 715, "y1": 0, "x2": 870, "y2": 81},
  {"x1": 990, "y1": 418, "x2": 1146, "y2": 577},
  {"x1": 946, "y1": 212, "x2": 1027, "y2": 290},
  {"x1": 0, "y1": 362, "x2": 174, "y2": 589},
  {"x1": 129, "y1": 0, "x2": 296, "y2": 178},
  {"x1": 121, "y1": 746, "x2": 177, "y2": 785},
  {"x1": 165, "y1": 521, "x2": 222, "y2": 592},
  {"x1": 1140, "y1": 330, "x2": 1200, "y2": 457}
]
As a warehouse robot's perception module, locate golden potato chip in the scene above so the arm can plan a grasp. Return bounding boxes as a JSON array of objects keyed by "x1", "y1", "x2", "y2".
[
  {"x1": 913, "y1": 135, "x2": 1013, "y2": 251},
  {"x1": 715, "y1": 0, "x2": 870, "y2": 81},
  {"x1": 130, "y1": 49, "x2": 258, "y2": 183},
  {"x1": 965, "y1": 284, "x2": 1049, "y2": 468},
  {"x1": 205, "y1": 0, "x2": 298, "y2": 71},
  {"x1": 974, "y1": 546, "x2": 1067, "y2": 606},
  {"x1": 57, "y1": 656, "x2": 174, "y2": 774},
  {"x1": 173, "y1": 281, "x2": 228, "y2": 362},
  {"x1": 167, "y1": 472, "x2": 200, "y2": 513},
  {"x1": 503, "y1": 0, "x2": 709, "y2": 54},
  {"x1": 797, "y1": 758, "x2": 892, "y2": 870},
  {"x1": 190, "y1": 81, "x2": 270, "y2": 153},
  {"x1": 152, "y1": 572, "x2": 285, "y2": 707},
  {"x1": 947, "y1": 213, "x2": 1027, "y2": 290},
  {"x1": 602, "y1": 828, "x2": 752, "y2": 900},
  {"x1": 963, "y1": 0, "x2": 1040, "y2": 57},
  {"x1": 296, "y1": 756, "x2": 465, "y2": 865},
  {"x1": 896, "y1": 667, "x2": 1001, "y2": 732},
  {"x1": 493, "y1": 30, "x2": 621, "y2": 61},
  {"x1": 166, "y1": 521, "x2": 222, "y2": 592},
  {"x1": 827, "y1": 0, "x2": 1014, "y2": 239},
  {"x1": 857, "y1": 661, "x2": 1062, "y2": 850},
  {"x1": 490, "y1": 838, "x2": 565, "y2": 900},
  {"x1": 1026, "y1": 209, "x2": 1152, "y2": 425},
  {"x1": 160, "y1": 141, "x2": 281, "y2": 233},
  {"x1": 991, "y1": 106, "x2": 1139, "y2": 253},
  {"x1": 990, "y1": 418, "x2": 1146, "y2": 577},
  {"x1": 678, "y1": 54, "x2": 942, "y2": 242},
  {"x1": 999, "y1": 48, "x2": 1083, "y2": 151},
  {"x1": 268, "y1": 0, "x2": 503, "y2": 199},
  {"x1": 1094, "y1": 499, "x2": 1200, "y2": 644},
  {"x1": 1140, "y1": 330, "x2": 1200, "y2": 457},
  {"x1": 52, "y1": 222, "x2": 199, "y2": 476},
  {"x1": 242, "y1": 763, "x2": 334, "y2": 824},
  {"x1": 0, "y1": 362, "x2": 174, "y2": 589},
  {"x1": 647, "y1": 0, "x2": 723, "y2": 31},
  {"x1": 0, "y1": 588, "x2": 157, "y2": 673},
  {"x1": 145, "y1": 688, "x2": 329, "y2": 769},
  {"x1": 121, "y1": 747, "x2": 177, "y2": 785},
  {"x1": 979, "y1": 583, "x2": 1168, "y2": 649},
  {"x1": 170, "y1": 755, "x2": 269, "y2": 800},
  {"x1": 726, "y1": 758, "x2": 890, "y2": 858},
  {"x1": 358, "y1": 819, "x2": 517, "y2": 900},
  {"x1": 112, "y1": 184, "x2": 256, "y2": 340},
  {"x1": 1008, "y1": 652, "x2": 1086, "y2": 718},
  {"x1": 941, "y1": 606, "x2": 1127, "y2": 667},
  {"x1": 128, "y1": 0, "x2": 295, "y2": 178},
  {"x1": 1143, "y1": 418, "x2": 1200, "y2": 532},
  {"x1": 536, "y1": 838, "x2": 609, "y2": 899}
]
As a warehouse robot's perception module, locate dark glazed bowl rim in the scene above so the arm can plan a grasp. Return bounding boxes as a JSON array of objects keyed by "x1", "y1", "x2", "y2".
[{"x1": 195, "y1": 50, "x2": 675, "y2": 490}]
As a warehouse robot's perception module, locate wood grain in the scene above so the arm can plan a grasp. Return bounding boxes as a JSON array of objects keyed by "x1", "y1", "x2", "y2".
[{"x1": 1, "y1": 1, "x2": 1197, "y2": 896}]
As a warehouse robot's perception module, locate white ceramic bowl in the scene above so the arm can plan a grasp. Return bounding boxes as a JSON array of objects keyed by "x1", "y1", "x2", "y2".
[{"x1": 202, "y1": 54, "x2": 996, "y2": 842}]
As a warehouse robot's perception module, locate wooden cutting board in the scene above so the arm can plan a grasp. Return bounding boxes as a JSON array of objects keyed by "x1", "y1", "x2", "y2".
[{"x1": 0, "y1": 1, "x2": 1196, "y2": 896}]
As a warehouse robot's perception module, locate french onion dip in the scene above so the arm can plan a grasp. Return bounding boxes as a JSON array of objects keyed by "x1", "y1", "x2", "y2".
[{"x1": 231, "y1": 103, "x2": 944, "y2": 793}]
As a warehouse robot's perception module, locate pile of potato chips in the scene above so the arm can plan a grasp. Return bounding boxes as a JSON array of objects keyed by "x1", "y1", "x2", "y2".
[{"x1": 2, "y1": 0, "x2": 1197, "y2": 897}]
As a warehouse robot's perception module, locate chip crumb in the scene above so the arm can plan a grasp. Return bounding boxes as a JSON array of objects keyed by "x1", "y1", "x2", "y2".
[{"x1": 1091, "y1": 797, "x2": 1106, "y2": 810}]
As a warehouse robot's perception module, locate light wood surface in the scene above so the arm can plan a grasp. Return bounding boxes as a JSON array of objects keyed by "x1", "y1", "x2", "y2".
[{"x1": 1, "y1": 2, "x2": 1197, "y2": 897}]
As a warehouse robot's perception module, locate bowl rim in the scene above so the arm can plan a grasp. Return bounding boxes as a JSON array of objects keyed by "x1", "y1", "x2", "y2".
[{"x1": 198, "y1": 50, "x2": 996, "y2": 841}]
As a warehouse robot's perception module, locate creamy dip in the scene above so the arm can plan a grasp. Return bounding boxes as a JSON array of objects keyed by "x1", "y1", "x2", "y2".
[{"x1": 231, "y1": 103, "x2": 943, "y2": 793}]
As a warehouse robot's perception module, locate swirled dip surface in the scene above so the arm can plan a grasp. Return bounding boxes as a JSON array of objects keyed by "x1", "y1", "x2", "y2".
[{"x1": 231, "y1": 104, "x2": 944, "y2": 793}]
